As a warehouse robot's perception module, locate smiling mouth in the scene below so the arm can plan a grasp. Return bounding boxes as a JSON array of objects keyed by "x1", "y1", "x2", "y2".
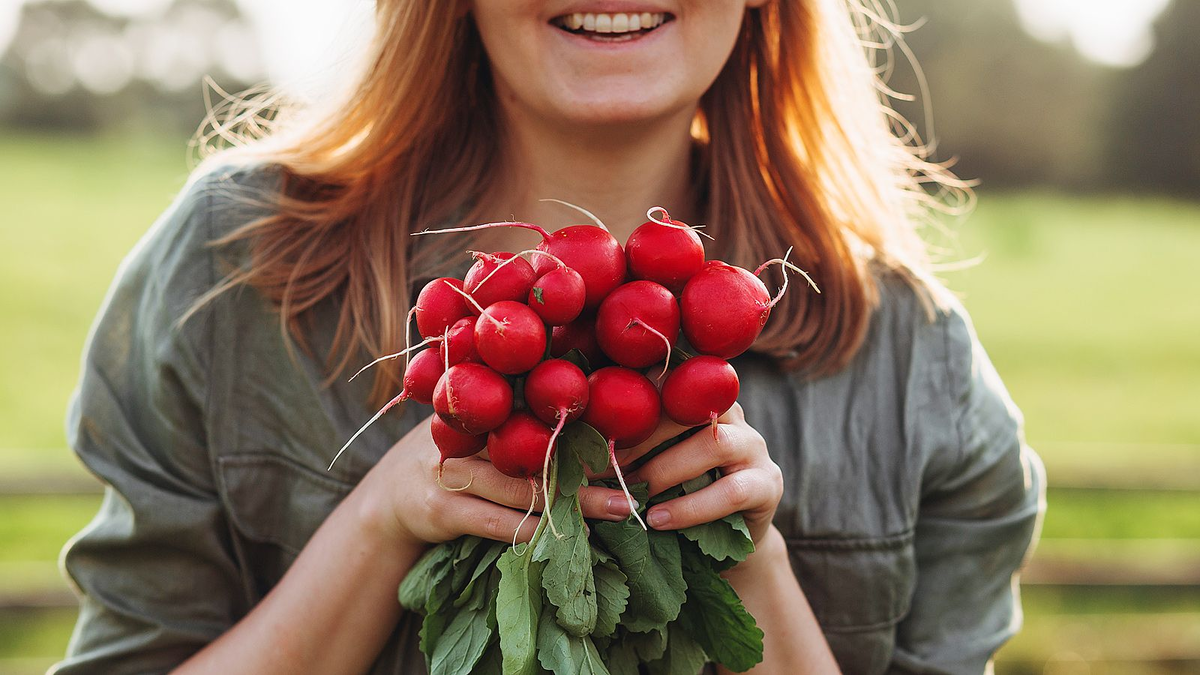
[{"x1": 551, "y1": 12, "x2": 675, "y2": 41}]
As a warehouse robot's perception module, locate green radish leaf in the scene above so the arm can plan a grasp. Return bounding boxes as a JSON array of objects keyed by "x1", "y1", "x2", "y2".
[
  {"x1": 679, "y1": 544, "x2": 764, "y2": 671},
  {"x1": 535, "y1": 601, "x2": 612, "y2": 675},
  {"x1": 680, "y1": 516, "x2": 755, "y2": 569},
  {"x1": 644, "y1": 622, "x2": 709, "y2": 675},
  {"x1": 561, "y1": 422, "x2": 610, "y2": 474},
  {"x1": 627, "y1": 625, "x2": 668, "y2": 661},
  {"x1": 399, "y1": 543, "x2": 454, "y2": 610},
  {"x1": 497, "y1": 544, "x2": 542, "y2": 675},
  {"x1": 592, "y1": 516, "x2": 686, "y2": 633},
  {"x1": 532, "y1": 286, "x2": 546, "y2": 305},
  {"x1": 560, "y1": 348, "x2": 591, "y2": 373},
  {"x1": 419, "y1": 539, "x2": 464, "y2": 658},
  {"x1": 474, "y1": 639, "x2": 504, "y2": 675},
  {"x1": 604, "y1": 637, "x2": 640, "y2": 675},
  {"x1": 454, "y1": 541, "x2": 506, "y2": 609},
  {"x1": 676, "y1": 470, "x2": 755, "y2": 567},
  {"x1": 429, "y1": 600, "x2": 493, "y2": 675},
  {"x1": 533, "y1": 493, "x2": 597, "y2": 637},
  {"x1": 592, "y1": 553, "x2": 629, "y2": 639}
]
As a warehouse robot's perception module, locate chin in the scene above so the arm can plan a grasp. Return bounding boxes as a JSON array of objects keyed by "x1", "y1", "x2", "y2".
[{"x1": 541, "y1": 80, "x2": 694, "y2": 127}]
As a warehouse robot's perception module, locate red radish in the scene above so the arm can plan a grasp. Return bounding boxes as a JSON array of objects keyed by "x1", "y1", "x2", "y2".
[
  {"x1": 328, "y1": 347, "x2": 448, "y2": 470},
  {"x1": 487, "y1": 411, "x2": 555, "y2": 480},
  {"x1": 524, "y1": 359, "x2": 590, "y2": 427},
  {"x1": 430, "y1": 415, "x2": 486, "y2": 489},
  {"x1": 443, "y1": 284, "x2": 547, "y2": 375},
  {"x1": 625, "y1": 208, "x2": 705, "y2": 294},
  {"x1": 433, "y1": 363, "x2": 513, "y2": 435},
  {"x1": 595, "y1": 280, "x2": 680, "y2": 373},
  {"x1": 680, "y1": 251, "x2": 816, "y2": 359},
  {"x1": 438, "y1": 316, "x2": 479, "y2": 367},
  {"x1": 550, "y1": 315, "x2": 604, "y2": 365},
  {"x1": 532, "y1": 225, "x2": 626, "y2": 310},
  {"x1": 463, "y1": 251, "x2": 536, "y2": 310},
  {"x1": 487, "y1": 411, "x2": 557, "y2": 543},
  {"x1": 529, "y1": 266, "x2": 586, "y2": 326},
  {"x1": 466, "y1": 249, "x2": 586, "y2": 326},
  {"x1": 661, "y1": 356, "x2": 740, "y2": 439},
  {"x1": 582, "y1": 367, "x2": 662, "y2": 528},
  {"x1": 415, "y1": 277, "x2": 470, "y2": 339},
  {"x1": 414, "y1": 216, "x2": 625, "y2": 311},
  {"x1": 474, "y1": 301, "x2": 547, "y2": 375},
  {"x1": 524, "y1": 358, "x2": 590, "y2": 527},
  {"x1": 401, "y1": 348, "x2": 446, "y2": 405}
]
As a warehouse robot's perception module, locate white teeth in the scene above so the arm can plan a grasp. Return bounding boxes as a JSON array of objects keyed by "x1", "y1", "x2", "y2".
[{"x1": 559, "y1": 11, "x2": 667, "y2": 34}]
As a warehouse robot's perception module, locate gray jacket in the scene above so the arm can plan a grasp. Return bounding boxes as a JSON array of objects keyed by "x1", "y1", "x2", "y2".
[{"x1": 54, "y1": 164, "x2": 1044, "y2": 674}]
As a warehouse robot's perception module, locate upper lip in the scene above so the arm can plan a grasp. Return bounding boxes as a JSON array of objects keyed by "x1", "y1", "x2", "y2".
[{"x1": 549, "y1": 3, "x2": 672, "y2": 18}]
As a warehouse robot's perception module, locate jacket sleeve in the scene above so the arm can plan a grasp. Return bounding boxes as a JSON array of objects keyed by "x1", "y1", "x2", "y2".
[
  {"x1": 889, "y1": 304, "x2": 1046, "y2": 674},
  {"x1": 53, "y1": 167, "x2": 250, "y2": 674}
]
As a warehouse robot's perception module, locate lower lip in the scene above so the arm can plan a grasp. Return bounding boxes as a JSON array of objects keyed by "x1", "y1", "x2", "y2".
[{"x1": 548, "y1": 20, "x2": 673, "y2": 50}]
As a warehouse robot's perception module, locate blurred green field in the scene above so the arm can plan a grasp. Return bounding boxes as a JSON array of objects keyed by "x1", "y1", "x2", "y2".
[{"x1": 2, "y1": 131, "x2": 1198, "y2": 672}]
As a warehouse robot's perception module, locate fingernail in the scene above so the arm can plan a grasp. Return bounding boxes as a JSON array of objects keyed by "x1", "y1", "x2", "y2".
[
  {"x1": 647, "y1": 509, "x2": 670, "y2": 528},
  {"x1": 606, "y1": 496, "x2": 637, "y2": 517}
]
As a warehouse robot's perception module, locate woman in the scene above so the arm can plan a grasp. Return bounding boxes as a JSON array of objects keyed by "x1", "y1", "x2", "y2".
[{"x1": 55, "y1": 1, "x2": 1043, "y2": 673}]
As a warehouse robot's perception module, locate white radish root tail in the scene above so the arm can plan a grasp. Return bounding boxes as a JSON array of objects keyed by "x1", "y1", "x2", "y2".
[
  {"x1": 442, "y1": 280, "x2": 507, "y2": 333},
  {"x1": 329, "y1": 391, "x2": 406, "y2": 470},
  {"x1": 608, "y1": 439, "x2": 647, "y2": 530},
  {"x1": 514, "y1": 477, "x2": 539, "y2": 550},
  {"x1": 646, "y1": 206, "x2": 715, "y2": 241},
  {"x1": 540, "y1": 198, "x2": 609, "y2": 232},
  {"x1": 410, "y1": 220, "x2": 551, "y2": 240},
  {"x1": 754, "y1": 247, "x2": 821, "y2": 309},
  {"x1": 541, "y1": 411, "x2": 568, "y2": 540},
  {"x1": 348, "y1": 336, "x2": 438, "y2": 382},
  {"x1": 630, "y1": 319, "x2": 674, "y2": 380},
  {"x1": 436, "y1": 462, "x2": 473, "y2": 492}
]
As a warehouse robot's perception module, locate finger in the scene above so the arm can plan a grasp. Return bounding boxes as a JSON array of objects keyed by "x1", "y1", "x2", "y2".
[
  {"x1": 600, "y1": 415, "x2": 690, "y2": 473},
  {"x1": 455, "y1": 497, "x2": 541, "y2": 544},
  {"x1": 626, "y1": 423, "x2": 756, "y2": 498},
  {"x1": 643, "y1": 467, "x2": 775, "y2": 531},
  {"x1": 577, "y1": 484, "x2": 640, "y2": 521},
  {"x1": 436, "y1": 455, "x2": 545, "y2": 510}
]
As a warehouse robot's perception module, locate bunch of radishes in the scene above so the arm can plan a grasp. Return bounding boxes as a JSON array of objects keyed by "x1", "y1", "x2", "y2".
[{"x1": 333, "y1": 206, "x2": 815, "y2": 529}]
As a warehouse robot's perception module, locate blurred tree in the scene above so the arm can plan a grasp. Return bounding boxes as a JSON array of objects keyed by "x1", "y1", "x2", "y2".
[
  {"x1": 0, "y1": 0, "x2": 258, "y2": 135},
  {"x1": 887, "y1": 0, "x2": 1114, "y2": 191},
  {"x1": 1106, "y1": 0, "x2": 1200, "y2": 197}
]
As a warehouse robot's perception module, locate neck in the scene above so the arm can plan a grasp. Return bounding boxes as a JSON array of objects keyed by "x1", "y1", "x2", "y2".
[{"x1": 480, "y1": 105, "x2": 701, "y2": 248}]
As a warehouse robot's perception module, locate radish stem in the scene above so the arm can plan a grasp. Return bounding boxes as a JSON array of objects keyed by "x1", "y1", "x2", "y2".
[{"x1": 646, "y1": 206, "x2": 715, "y2": 240}]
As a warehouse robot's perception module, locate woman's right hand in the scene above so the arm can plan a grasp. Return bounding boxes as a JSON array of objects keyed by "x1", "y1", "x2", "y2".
[{"x1": 354, "y1": 415, "x2": 637, "y2": 551}]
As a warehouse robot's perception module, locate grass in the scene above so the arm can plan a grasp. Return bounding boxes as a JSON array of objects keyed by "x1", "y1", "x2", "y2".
[{"x1": 2, "y1": 130, "x2": 1199, "y2": 668}]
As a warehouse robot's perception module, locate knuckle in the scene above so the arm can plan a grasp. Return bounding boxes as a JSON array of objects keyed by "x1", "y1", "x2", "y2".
[
  {"x1": 483, "y1": 511, "x2": 507, "y2": 539},
  {"x1": 724, "y1": 472, "x2": 755, "y2": 510}
]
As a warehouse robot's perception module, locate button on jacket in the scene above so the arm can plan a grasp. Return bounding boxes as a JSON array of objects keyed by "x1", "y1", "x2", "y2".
[{"x1": 54, "y1": 164, "x2": 1045, "y2": 674}]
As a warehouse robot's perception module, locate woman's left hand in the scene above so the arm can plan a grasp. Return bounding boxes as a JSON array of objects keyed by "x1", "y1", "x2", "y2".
[{"x1": 619, "y1": 402, "x2": 784, "y2": 546}]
